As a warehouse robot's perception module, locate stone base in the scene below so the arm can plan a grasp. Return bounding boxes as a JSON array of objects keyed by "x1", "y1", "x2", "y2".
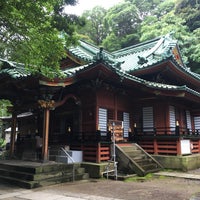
[
  {"x1": 153, "y1": 154, "x2": 200, "y2": 171},
  {"x1": 81, "y1": 162, "x2": 108, "y2": 178}
]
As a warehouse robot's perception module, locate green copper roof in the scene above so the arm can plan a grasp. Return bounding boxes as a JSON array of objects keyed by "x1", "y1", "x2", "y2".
[
  {"x1": 64, "y1": 59, "x2": 200, "y2": 98},
  {"x1": 1, "y1": 33, "x2": 200, "y2": 99},
  {"x1": 68, "y1": 33, "x2": 182, "y2": 73},
  {"x1": 68, "y1": 33, "x2": 200, "y2": 83},
  {"x1": 0, "y1": 58, "x2": 30, "y2": 78},
  {"x1": 114, "y1": 34, "x2": 178, "y2": 71}
]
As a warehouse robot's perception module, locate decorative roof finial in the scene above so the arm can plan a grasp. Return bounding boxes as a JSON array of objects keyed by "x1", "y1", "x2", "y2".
[{"x1": 96, "y1": 47, "x2": 104, "y2": 61}]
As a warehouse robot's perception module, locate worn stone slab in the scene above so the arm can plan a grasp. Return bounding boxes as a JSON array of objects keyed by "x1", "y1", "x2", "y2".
[{"x1": 155, "y1": 171, "x2": 200, "y2": 180}]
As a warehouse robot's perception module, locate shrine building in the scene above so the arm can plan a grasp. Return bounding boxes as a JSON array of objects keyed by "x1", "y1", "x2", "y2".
[{"x1": 0, "y1": 33, "x2": 200, "y2": 177}]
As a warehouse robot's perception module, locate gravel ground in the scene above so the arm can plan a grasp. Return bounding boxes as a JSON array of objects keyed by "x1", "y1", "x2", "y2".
[
  {"x1": 1, "y1": 174, "x2": 200, "y2": 200},
  {"x1": 42, "y1": 177, "x2": 200, "y2": 200}
]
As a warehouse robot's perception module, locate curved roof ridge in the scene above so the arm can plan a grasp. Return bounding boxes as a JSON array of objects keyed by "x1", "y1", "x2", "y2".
[
  {"x1": 68, "y1": 40, "x2": 114, "y2": 63},
  {"x1": 112, "y1": 37, "x2": 161, "y2": 58},
  {"x1": 79, "y1": 40, "x2": 100, "y2": 54},
  {"x1": 143, "y1": 33, "x2": 177, "y2": 59}
]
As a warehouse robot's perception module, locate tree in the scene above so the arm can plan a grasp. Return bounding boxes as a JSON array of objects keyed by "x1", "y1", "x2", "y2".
[
  {"x1": 102, "y1": 33, "x2": 122, "y2": 52},
  {"x1": 175, "y1": 0, "x2": 200, "y2": 31},
  {"x1": 174, "y1": 0, "x2": 200, "y2": 72},
  {"x1": 102, "y1": 1, "x2": 141, "y2": 51},
  {"x1": 78, "y1": 6, "x2": 107, "y2": 46},
  {"x1": 104, "y1": 2, "x2": 140, "y2": 37},
  {"x1": 139, "y1": 0, "x2": 200, "y2": 73},
  {"x1": 125, "y1": 0, "x2": 166, "y2": 20},
  {"x1": 77, "y1": 0, "x2": 200, "y2": 74},
  {"x1": 140, "y1": 10, "x2": 191, "y2": 62},
  {"x1": 0, "y1": 0, "x2": 82, "y2": 78},
  {"x1": 152, "y1": 0, "x2": 176, "y2": 18},
  {"x1": 186, "y1": 28, "x2": 200, "y2": 73}
]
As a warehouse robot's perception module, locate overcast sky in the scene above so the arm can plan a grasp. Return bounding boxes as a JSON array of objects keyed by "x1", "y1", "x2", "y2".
[{"x1": 64, "y1": 0, "x2": 124, "y2": 15}]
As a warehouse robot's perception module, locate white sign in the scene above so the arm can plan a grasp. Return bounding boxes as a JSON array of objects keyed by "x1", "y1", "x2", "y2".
[{"x1": 180, "y1": 139, "x2": 191, "y2": 155}]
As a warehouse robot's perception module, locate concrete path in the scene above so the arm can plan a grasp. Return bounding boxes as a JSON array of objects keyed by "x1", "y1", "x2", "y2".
[
  {"x1": 0, "y1": 190, "x2": 121, "y2": 200},
  {"x1": 0, "y1": 182, "x2": 122, "y2": 200},
  {"x1": 155, "y1": 171, "x2": 200, "y2": 181}
]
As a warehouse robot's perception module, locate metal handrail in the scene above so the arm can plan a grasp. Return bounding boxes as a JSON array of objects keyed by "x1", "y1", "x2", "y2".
[
  {"x1": 60, "y1": 147, "x2": 75, "y2": 182},
  {"x1": 102, "y1": 160, "x2": 118, "y2": 180},
  {"x1": 102, "y1": 122, "x2": 118, "y2": 180}
]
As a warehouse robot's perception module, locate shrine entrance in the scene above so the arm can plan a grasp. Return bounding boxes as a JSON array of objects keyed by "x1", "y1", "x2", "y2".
[{"x1": 49, "y1": 96, "x2": 81, "y2": 146}]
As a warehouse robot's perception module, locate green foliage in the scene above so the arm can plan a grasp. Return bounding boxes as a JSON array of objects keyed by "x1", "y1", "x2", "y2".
[
  {"x1": 0, "y1": 99, "x2": 12, "y2": 117},
  {"x1": 0, "y1": 0, "x2": 81, "y2": 78},
  {"x1": 189, "y1": 28, "x2": 200, "y2": 63},
  {"x1": 102, "y1": 2, "x2": 141, "y2": 51},
  {"x1": 0, "y1": 138, "x2": 6, "y2": 148},
  {"x1": 140, "y1": 8, "x2": 199, "y2": 71},
  {"x1": 104, "y1": 2, "x2": 140, "y2": 37},
  {"x1": 124, "y1": 173, "x2": 154, "y2": 182},
  {"x1": 78, "y1": 0, "x2": 200, "y2": 74},
  {"x1": 80, "y1": 6, "x2": 107, "y2": 45},
  {"x1": 153, "y1": 0, "x2": 175, "y2": 18},
  {"x1": 140, "y1": 10, "x2": 190, "y2": 44},
  {"x1": 102, "y1": 33, "x2": 122, "y2": 52},
  {"x1": 125, "y1": 0, "x2": 166, "y2": 19},
  {"x1": 186, "y1": 28, "x2": 200, "y2": 72},
  {"x1": 175, "y1": 0, "x2": 200, "y2": 31}
]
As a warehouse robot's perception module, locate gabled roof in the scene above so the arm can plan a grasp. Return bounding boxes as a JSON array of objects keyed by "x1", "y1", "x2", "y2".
[
  {"x1": 1, "y1": 34, "x2": 200, "y2": 102},
  {"x1": 61, "y1": 59, "x2": 200, "y2": 97},
  {"x1": 67, "y1": 33, "x2": 200, "y2": 85},
  {"x1": 68, "y1": 33, "x2": 182, "y2": 71},
  {"x1": 113, "y1": 34, "x2": 179, "y2": 71}
]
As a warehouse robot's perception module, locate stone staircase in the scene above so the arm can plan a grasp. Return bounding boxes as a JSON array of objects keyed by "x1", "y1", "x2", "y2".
[
  {"x1": 0, "y1": 160, "x2": 89, "y2": 189},
  {"x1": 116, "y1": 143, "x2": 163, "y2": 176}
]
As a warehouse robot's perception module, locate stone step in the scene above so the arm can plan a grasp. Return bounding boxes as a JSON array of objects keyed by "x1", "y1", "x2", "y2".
[
  {"x1": 129, "y1": 155, "x2": 147, "y2": 161},
  {"x1": 0, "y1": 161, "x2": 89, "y2": 189},
  {"x1": 125, "y1": 150, "x2": 143, "y2": 157},
  {"x1": 140, "y1": 163, "x2": 159, "y2": 171},
  {"x1": 116, "y1": 143, "x2": 162, "y2": 176},
  {"x1": 0, "y1": 166, "x2": 86, "y2": 181},
  {"x1": 0, "y1": 168, "x2": 66, "y2": 181},
  {"x1": 134, "y1": 158, "x2": 153, "y2": 166},
  {"x1": 0, "y1": 171, "x2": 89, "y2": 189},
  {"x1": 0, "y1": 162, "x2": 76, "y2": 174},
  {"x1": 120, "y1": 146, "x2": 138, "y2": 152}
]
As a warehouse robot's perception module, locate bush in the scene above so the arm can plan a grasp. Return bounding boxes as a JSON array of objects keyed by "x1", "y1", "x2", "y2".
[{"x1": 0, "y1": 138, "x2": 6, "y2": 148}]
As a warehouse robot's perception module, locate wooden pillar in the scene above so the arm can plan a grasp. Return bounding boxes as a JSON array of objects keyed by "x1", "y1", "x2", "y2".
[
  {"x1": 153, "y1": 139, "x2": 158, "y2": 154},
  {"x1": 42, "y1": 108, "x2": 50, "y2": 162},
  {"x1": 9, "y1": 112, "x2": 17, "y2": 158},
  {"x1": 177, "y1": 138, "x2": 181, "y2": 155},
  {"x1": 38, "y1": 99, "x2": 55, "y2": 162},
  {"x1": 97, "y1": 142, "x2": 101, "y2": 163}
]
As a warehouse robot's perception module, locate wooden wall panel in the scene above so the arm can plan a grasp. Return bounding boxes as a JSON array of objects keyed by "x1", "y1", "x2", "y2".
[{"x1": 154, "y1": 102, "x2": 167, "y2": 129}]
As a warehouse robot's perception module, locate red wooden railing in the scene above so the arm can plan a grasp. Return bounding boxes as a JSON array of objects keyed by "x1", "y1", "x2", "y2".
[
  {"x1": 49, "y1": 131, "x2": 112, "y2": 163},
  {"x1": 137, "y1": 139, "x2": 180, "y2": 155},
  {"x1": 131, "y1": 126, "x2": 200, "y2": 155},
  {"x1": 49, "y1": 127, "x2": 200, "y2": 162}
]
